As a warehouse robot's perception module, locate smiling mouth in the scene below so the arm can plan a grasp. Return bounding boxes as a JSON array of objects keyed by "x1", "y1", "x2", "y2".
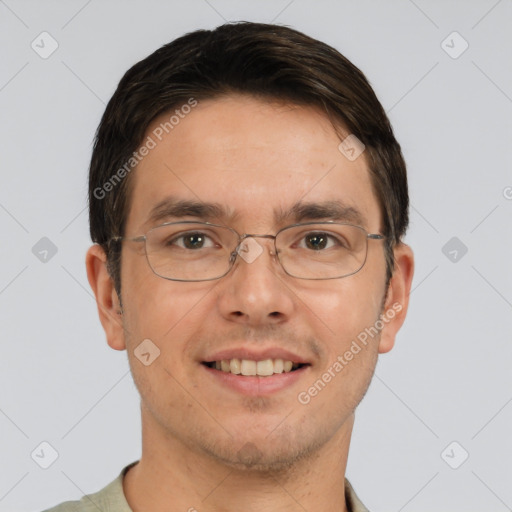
[{"x1": 203, "y1": 358, "x2": 309, "y2": 377}]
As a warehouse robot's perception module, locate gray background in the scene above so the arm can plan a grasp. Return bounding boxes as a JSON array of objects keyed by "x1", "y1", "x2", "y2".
[{"x1": 1, "y1": 1, "x2": 511, "y2": 511}]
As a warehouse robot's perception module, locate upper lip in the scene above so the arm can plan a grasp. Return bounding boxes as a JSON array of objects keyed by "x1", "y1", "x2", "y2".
[{"x1": 202, "y1": 347, "x2": 310, "y2": 365}]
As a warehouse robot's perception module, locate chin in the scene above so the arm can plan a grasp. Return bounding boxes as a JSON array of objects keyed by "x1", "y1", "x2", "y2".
[
  {"x1": 194, "y1": 422, "x2": 330, "y2": 475},
  {"x1": 203, "y1": 443, "x2": 312, "y2": 474}
]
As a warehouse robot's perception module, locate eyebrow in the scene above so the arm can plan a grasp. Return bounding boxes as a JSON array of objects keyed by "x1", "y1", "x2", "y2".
[
  {"x1": 146, "y1": 197, "x2": 237, "y2": 226},
  {"x1": 276, "y1": 200, "x2": 366, "y2": 226},
  {"x1": 145, "y1": 197, "x2": 366, "y2": 228}
]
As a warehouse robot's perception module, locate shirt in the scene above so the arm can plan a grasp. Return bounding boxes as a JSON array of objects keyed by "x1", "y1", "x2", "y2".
[{"x1": 42, "y1": 461, "x2": 369, "y2": 512}]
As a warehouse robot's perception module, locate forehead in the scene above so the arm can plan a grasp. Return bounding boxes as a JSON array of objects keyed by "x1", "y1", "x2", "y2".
[{"x1": 126, "y1": 95, "x2": 381, "y2": 232}]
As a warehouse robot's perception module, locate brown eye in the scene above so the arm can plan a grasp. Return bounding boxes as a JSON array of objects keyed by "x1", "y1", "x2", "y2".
[
  {"x1": 168, "y1": 231, "x2": 216, "y2": 250},
  {"x1": 183, "y1": 233, "x2": 206, "y2": 249},
  {"x1": 305, "y1": 233, "x2": 329, "y2": 250}
]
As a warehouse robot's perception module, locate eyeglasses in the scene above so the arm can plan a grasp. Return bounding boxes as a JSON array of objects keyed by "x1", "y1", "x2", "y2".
[{"x1": 110, "y1": 221, "x2": 385, "y2": 282}]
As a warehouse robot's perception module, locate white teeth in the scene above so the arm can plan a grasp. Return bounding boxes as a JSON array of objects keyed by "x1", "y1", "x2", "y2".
[
  {"x1": 230, "y1": 358, "x2": 241, "y2": 374},
  {"x1": 210, "y1": 358, "x2": 301, "y2": 376},
  {"x1": 256, "y1": 359, "x2": 274, "y2": 376},
  {"x1": 241, "y1": 360, "x2": 256, "y2": 376},
  {"x1": 273, "y1": 359, "x2": 284, "y2": 373}
]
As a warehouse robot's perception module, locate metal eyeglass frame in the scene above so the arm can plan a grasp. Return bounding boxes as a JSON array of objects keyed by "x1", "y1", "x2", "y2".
[{"x1": 110, "y1": 220, "x2": 386, "y2": 282}]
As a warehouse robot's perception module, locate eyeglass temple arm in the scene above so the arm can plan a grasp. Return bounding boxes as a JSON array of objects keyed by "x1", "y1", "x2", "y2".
[{"x1": 108, "y1": 235, "x2": 146, "y2": 243}]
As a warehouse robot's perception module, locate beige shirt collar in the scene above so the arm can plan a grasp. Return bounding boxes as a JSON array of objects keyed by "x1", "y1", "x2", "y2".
[{"x1": 52, "y1": 461, "x2": 369, "y2": 512}]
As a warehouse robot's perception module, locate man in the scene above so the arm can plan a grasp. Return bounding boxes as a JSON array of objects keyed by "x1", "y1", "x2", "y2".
[{"x1": 45, "y1": 21, "x2": 414, "y2": 512}]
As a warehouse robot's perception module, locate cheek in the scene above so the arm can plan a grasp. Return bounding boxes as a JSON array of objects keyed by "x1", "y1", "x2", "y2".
[
  {"x1": 296, "y1": 283, "x2": 382, "y2": 412},
  {"x1": 120, "y1": 247, "x2": 186, "y2": 332},
  {"x1": 292, "y1": 276, "x2": 384, "y2": 348},
  {"x1": 120, "y1": 252, "x2": 217, "y2": 368},
  {"x1": 123, "y1": 281, "x2": 207, "y2": 343},
  {"x1": 120, "y1": 278, "x2": 210, "y2": 411}
]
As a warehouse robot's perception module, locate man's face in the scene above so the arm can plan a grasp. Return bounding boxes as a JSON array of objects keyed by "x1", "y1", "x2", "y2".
[{"x1": 114, "y1": 95, "x2": 397, "y2": 469}]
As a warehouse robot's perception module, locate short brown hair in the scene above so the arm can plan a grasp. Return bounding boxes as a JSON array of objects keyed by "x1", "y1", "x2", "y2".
[{"x1": 89, "y1": 21, "x2": 408, "y2": 295}]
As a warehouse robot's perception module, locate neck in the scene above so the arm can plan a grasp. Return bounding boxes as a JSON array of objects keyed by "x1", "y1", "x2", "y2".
[{"x1": 124, "y1": 409, "x2": 354, "y2": 512}]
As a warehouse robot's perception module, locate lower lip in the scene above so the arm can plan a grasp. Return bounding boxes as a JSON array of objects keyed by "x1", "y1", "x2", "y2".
[{"x1": 201, "y1": 364, "x2": 309, "y2": 396}]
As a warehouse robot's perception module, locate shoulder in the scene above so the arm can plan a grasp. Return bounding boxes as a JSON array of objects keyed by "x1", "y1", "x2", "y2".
[
  {"x1": 41, "y1": 462, "x2": 138, "y2": 512},
  {"x1": 42, "y1": 501, "x2": 80, "y2": 512},
  {"x1": 345, "y1": 478, "x2": 370, "y2": 512}
]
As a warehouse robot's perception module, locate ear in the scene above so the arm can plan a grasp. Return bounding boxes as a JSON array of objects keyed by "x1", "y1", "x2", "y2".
[
  {"x1": 378, "y1": 243, "x2": 414, "y2": 354},
  {"x1": 86, "y1": 244, "x2": 126, "y2": 351}
]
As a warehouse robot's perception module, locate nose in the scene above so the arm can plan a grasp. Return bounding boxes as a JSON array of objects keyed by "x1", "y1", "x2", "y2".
[{"x1": 216, "y1": 235, "x2": 295, "y2": 326}]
